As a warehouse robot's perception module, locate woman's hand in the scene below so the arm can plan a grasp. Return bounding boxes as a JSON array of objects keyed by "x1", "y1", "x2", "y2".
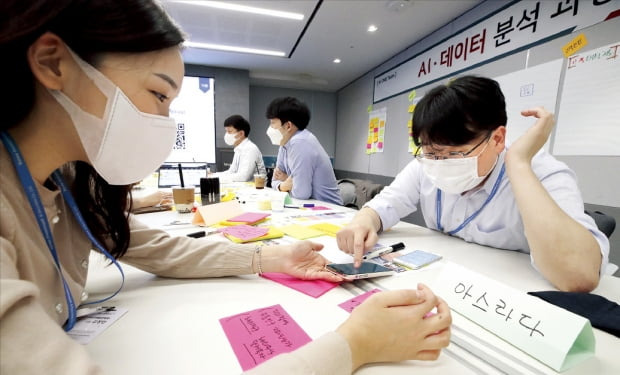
[
  {"x1": 132, "y1": 190, "x2": 173, "y2": 209},
  {"x1": 506, "y1": 107, "x2": 554, "y2": 166},
  {"x1": 337, "y1": 284, "x2": 452, "y2": 370},
  {"x1": 261, "y1": 241, "x2": 343, "y2": 282}
]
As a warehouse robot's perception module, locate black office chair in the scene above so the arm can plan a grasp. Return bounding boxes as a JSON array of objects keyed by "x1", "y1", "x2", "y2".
[{"x1": 585, "y1": 210, "x2": 616, "y2": 238}]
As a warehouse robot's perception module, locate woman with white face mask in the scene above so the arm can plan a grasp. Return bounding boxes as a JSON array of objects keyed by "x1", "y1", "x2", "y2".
[
  {"x1": 0, "y1": 1, "x2": 451, "y2": 373},
  {"x1": 337, "y1": 76, "x2": 609, "y2": 294}
]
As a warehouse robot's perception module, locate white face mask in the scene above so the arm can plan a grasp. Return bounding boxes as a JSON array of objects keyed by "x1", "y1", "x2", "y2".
[
  {"x1": 48, "y1": 48, "x2": 177, "y2": 185},
  {"x1": 419, "y1": 145, "x2": 497, "y2": 194},
  {"x1": 266, "y1": 126, "x2": 283, "y2": 146},
  {"x1": 224, "y1": 132, "x2": 238, "y2": 146}
]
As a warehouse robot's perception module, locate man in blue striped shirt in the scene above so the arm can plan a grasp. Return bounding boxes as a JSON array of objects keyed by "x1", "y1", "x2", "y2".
[{"x1": 265, "y1": 97, "x2": 343, "y2": 205}]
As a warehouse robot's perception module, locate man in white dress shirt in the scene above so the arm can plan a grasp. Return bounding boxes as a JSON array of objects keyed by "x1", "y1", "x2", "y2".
[
  {"x1": 213, "y1": 115, "x2": 266, "y2": 182},
  {"x1": 336, "y1": 76, "x2": 609, "y2": 293}
]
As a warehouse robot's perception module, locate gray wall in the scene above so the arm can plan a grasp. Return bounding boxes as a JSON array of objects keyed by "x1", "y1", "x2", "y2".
[
  {"x1": 249, "y1": 86, "x2": 338, "y2": 164},
  {"x1": 185, "y1": 64, "x2": 250, "y2": 171},
  {"x1": 184, "y1": 65, "x2": 338, "y2": 171},
  {"x1": 334, "y1": 2, "x2": 619, "y2": 273}
]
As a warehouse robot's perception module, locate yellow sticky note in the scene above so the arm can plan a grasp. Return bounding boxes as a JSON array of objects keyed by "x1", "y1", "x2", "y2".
[
  {"x1": 367, "y1": 104, "x2": 373, "y2": 113},
  {"x1": 408, "y1": 90, "x2": 416, "y2": 101},
  {"x1": 308, "y1": 223, "x2": 342, "y2": 237},
  {"x1": 408, "y1": 104, "x2": 415, "y2": 113},
  {"x1": 562, "y1": 33, "x2": 588, "y2": 57},
  {"x1": 407, "y1": 119, "x2": 412, "y2": 127},
  {"x1": 279, "y1": 224, "x2": 325, "y2": 240}
]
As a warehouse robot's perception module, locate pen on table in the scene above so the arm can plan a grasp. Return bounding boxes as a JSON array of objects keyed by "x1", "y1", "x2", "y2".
[
  {"x1": 362, "y1": 242, "x2": 405, "y2": 260},
  {"x1": 284, "y1": 205, "x2": 302, "y2": 209},
  {"x1": 186, "y1": 230, "x2": 206, "y2": 238}
]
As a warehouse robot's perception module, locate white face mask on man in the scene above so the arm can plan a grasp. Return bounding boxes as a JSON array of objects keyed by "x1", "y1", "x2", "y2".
[
  {"x1": 47, "y1": 47, "x2": 177, "y2": 185},
  {"x1": 266, "y1": 125, "x2": 283, "y2": 146},
  {"x1": 419, "y1": 140, "x2": 497, "y2": 194},
  {"x1": 224, "y1": 132, "x2": 238, "y2": 146}
]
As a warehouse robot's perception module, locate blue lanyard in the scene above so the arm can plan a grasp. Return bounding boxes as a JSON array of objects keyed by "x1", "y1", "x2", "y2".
[
  {"x1": 1, "y1": 131, "x2": 124, "y2": 331},
  {"x1": 436, "y1": 163, "x2": 506, "y2": 235}
]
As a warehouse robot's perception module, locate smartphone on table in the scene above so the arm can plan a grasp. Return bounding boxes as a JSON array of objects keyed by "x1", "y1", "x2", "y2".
[
  {"x1": 392, "y1": 250, "x2": 442, "y2": 270},
  {"x1": 325, "y1": 262, "x2": 395, "y2": 280}
]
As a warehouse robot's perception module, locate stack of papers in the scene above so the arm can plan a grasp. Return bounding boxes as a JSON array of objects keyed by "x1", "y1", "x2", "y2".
[
  {"x1": 220, "y1": 212, "x2": 270, "y2": 226},
  {"x1": 219, "y1": 225, "x2": 283, "y2": 243}
]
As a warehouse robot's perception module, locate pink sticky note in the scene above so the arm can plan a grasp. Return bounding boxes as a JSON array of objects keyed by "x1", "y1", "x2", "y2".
[
  {"x1": 228, "y1": 212, "x2": 270, "y2": 223},
  {"x1": 261, "y1": 272, "x2": 340, "y2": 298},
  {"x1": 309, "y1": 205, "x2": 330, "y2": 211},
  {"x1": 338, "y1": 289, "x2": 382, "y2": 313},
  {"x1": 219, "y1": 225, "x2": 269, "y2": 241},
  {"x1": 219, "y1": 304, "x2": 312, "y2": 371}
]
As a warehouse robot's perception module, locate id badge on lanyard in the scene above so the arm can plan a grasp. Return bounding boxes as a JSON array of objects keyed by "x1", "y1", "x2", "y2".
[
  {"x1": 1, "y1": 131, "x2": 125, "y2": 331},
  {"x1": 436, "y1": 164, "x2": 505, "y2": 235}
]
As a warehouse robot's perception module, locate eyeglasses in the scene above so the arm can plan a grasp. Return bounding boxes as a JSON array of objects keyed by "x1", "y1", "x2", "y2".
[{"x1": 414, "y1": 132, "x2": 492, "y2": 160}]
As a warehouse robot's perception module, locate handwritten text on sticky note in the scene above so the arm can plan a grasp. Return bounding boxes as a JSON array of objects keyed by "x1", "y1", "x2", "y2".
[{"x1": 219, "y1": 304, "x2": 312, "y2": 371}]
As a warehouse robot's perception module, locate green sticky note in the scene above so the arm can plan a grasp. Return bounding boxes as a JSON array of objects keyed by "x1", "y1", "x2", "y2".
[
  {"x1": 367, "y1": 104, "x2": 373, "y2": 113},
  {"x1": 284, "y1": 193, "x2": 293, "y2": 205},
  {"x1": 408, "y1": 90, "x2": 416, "y2": 101}
]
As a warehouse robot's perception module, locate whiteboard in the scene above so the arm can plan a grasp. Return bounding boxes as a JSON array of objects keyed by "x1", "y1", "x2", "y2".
[
  {"x1": 494, "y1": 59, "x2": 563, "y2": 151},
  {"x1": 167, "y1": 76, "x2": 216, "y2": 163},
  {"x1": 553, "y1": 42, "x2": 620, "y2": 156}
]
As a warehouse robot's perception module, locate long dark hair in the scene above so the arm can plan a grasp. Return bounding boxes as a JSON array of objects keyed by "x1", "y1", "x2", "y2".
[{"x1": 0, "y1": 0, "x2": 185, "y2": 259}]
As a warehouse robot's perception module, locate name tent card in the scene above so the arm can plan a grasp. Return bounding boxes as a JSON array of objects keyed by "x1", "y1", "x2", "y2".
[
  {"x1": 434, "y1": 263, "x2": 595, "y2": 372},
  {"x1": 219, "y1": 304, "x2": 312, "y2": 371},
  {"x1": 192, "y1": 200, "x2": 243, "y2": 226}
]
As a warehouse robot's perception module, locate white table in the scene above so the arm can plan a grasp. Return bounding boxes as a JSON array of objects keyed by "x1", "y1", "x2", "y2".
[{"x1": 84, "y1": 197, "x2": 620, "y2": 375}]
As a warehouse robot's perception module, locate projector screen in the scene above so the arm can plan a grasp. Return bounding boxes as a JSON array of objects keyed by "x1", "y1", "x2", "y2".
[{"x1": 166, "y1": 76, "x2": 216, "y2": 163}]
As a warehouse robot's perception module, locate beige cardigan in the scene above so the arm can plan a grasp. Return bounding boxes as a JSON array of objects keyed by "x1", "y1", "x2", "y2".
[{"x1": 0, "y1": 145, "x2": 351, "y2": 374}]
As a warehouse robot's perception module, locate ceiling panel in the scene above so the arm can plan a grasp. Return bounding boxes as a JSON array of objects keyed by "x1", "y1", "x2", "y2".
[{"x1": 162, "y1": 0, "x2": 483, "y2": 91}]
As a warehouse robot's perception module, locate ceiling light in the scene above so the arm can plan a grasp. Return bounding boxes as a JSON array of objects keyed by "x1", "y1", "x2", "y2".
[
  {"x1": 333, "y1": 58, "x2": 341, "y2": 63},
  {"x1": 172, "y1": 1, "x2": 304, "y2": 20},
  {"x1": 184, "y1": 41, "x2": 286, "y2": 57},
  {"x1": 367, "y1": 25, "x2": 378, "y2": 32},
  {"x1": 386, "y1": 0, "x2": 413, "y2": 12}
]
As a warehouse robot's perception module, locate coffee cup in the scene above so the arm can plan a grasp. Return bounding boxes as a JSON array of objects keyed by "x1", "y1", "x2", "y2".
[
  {"x1": 270, "y1": 191, "x2": 287, "y2": 212},
  {"x1": 254, "y1": 173, "x2": 266, "y2": 189},
  {"x1": 172, "y1": 186, "x2": 195, "y2": 213}
]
